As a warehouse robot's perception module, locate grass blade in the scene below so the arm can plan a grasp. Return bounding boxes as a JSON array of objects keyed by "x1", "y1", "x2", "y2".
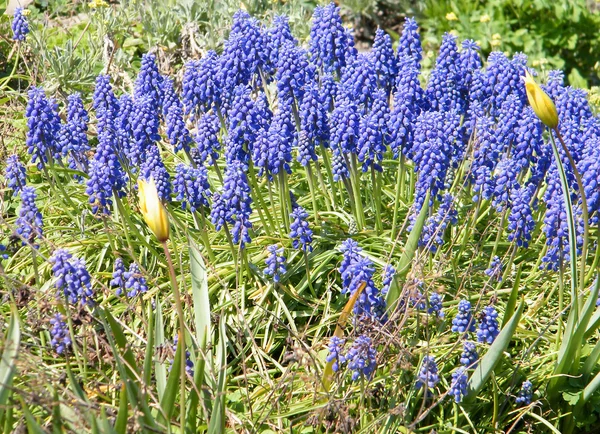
[
  {"x1": 154, "y1": 297, "x2": 167, "y2": 402},
  {"x1": 0, "y1": 308, "x2": 20, "y2": 408},
  {"x1": 207, "y1": 314, "x2": 227, "y2": 434},
  {"x1": 386, "y1": 192, "x2": 430, "y2": 309}
]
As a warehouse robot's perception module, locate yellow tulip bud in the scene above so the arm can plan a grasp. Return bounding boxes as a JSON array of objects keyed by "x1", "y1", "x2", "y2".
[
  {"x1": 138, "y1": 178, "x2": 170, "y2": 242},
  {"x1": 523, "y1": 70, "x2": 559, "y2": 129}
]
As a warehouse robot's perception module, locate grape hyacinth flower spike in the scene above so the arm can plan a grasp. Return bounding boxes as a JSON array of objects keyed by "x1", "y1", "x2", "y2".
[
  {"x1": 415, "y1": 355, "x2": 440, "y2": 391},
  {"x1": 477, "y1": 305, "x2": 500, "y2": 344},
  {"x1": 264, "y1": 245, "x2": 287, "y2": 283},
  {"x1": 12, "y1": 7, "x2": 29, "y2": 41},
  {"x1": 49, "y1": 313, "x2": 71, "y2": 354},
  {"x1": 515, "y1": 380, "x2": 533, "y2": 406},
  {"x1": 5, "y1": 155, "x2": 27, "y2": 196},
  {"x1": 452, "y1": 300, "x2": 476, "y2": 334}
]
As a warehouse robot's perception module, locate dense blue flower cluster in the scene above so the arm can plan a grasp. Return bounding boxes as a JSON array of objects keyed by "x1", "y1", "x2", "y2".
[
  {"x1": 123, "y1": 263, "x2": 148, "y2": 298},
  {"x1": 309, "y1": 2, "x2": 356, "y2": 75},
  {"x1": 452, "y1": 300, "x2": 476, "y2": 334},
  {"x1": 264, "y1": 245, "x2": 287, "y2": 283},
  {"x1": 134, "y1": 53, "x2": 163, "y2": 112},
  {"x1": 15, "y1": 186, "x2": 43, "y2": 247},
  {"x1": 182, "y1": 51, "x2": 221, "y2": 117},
  {"x1": 460, "y1": 341, "x2": 478, "y2": 368},
  {"x1": 50, "y1": 249, "x2": 94, "y2": 305},
  {"x1": 420, "y1": 194, "x2": 458, "y2": 252},
  {"x1": 195, "y1": 113, "x2": 221, "y2": 166},
  {"x1": 210, "y1": 159, "x2": 253, "y2": 248},
  {"x1": 289, "y1": 206, "x2": 313, "y2": 252},
  {"x1": 339, "y1": 239, "x2": 387, "y2": 322},
  {"x1": 5, "y1": 155, "x2": 27, "y2": 195},
  {"x1": 477, "y1": 305, "x2": 500, "y2": 344},
  {"x1": 174, "y1": 164, "x2": 211, "y2": 212},
  {"x1": 515, "y1": 380, "x2": 533, "y2": 406},
  {"x1": 344, "y1": 335, "x2": 377, "y2": 381},
  {"x1": 12, "y1": 7, "x2": 29, "y2": 41},
  {"x1": 397, "y1": 17, "x2": 422, "y2": 68},
  {"x1": 140, "y1": 145, "x2": 171, "y2": 201},
  {"x1": 49, "y1": 313, "x2": 71, "y2": 354},
  {"x1": 416, "y1": 355, "x2": 440, "y2": 390},
  {"x1": 507, "y1": 185, "x2": 535, "y2": 248},
  {"x1": 110, "y1": 258, "x2": 126, "y2": 294},
  {"x1": 372, "y1": 28, "x2": 396, "y2": 91},
  {"x1": 59, "y1": 93, "x2": 90, "y2": 174},
  {"x1": 449, "y1": 367, "x2": 468, "y2": 403},
  {"x1": 25, "y1": 87, "x2": 61, "y2": 169},
  {"x1": 166, "y1": 102, "x2": 192, "y2": 153}
]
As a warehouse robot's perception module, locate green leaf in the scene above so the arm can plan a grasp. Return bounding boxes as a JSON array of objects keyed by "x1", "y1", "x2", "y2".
[
  {"x1": 0, "y1": 308, "x2": 20, "y2": 408},
  {"x1": 386, "y1": 191, "x2": 430, "y2": 309},
  {"x1": 190, "y1": 242, "x2": 212, "y2": 352},
  {"x1": 154, "y1": 297, "x2": 167, "y2": 402},
  {"x1": 159, "y1": 334, "x2": 182, "y2": 424},
  {"x1": 502, "y1": 264, "x2": 522, "y2": 328},
  {"x1": 115, "y1": 384, "x2": 128, "y2": 434},
  {"x1": 207, "y1": 315, "x2": 227, "y2": 434},
  {"x1": 18, "y1": 397, "x2": 45, "y2": 434},
  {"x1": 466, "y1": 299, "x2": 524, "y2": 399},
  {"x1": 562, "y1": 390, "x2": 581, "y2": 406}
]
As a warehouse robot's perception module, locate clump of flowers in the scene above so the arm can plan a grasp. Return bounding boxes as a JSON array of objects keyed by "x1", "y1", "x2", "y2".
[
  {"x1": 460, "y1": 341, "x2": 479, "y2": 368},
  {"x1": 264, "y1": 244, "x2": 287, "y2": 283},
  {"x1": 416, "y1": 355, "x2": 440, "y2": 391},
  {"x1": 449, "y1": 367, "x2": 468, "y2": 403},
  {"x1": 485, "y1": 256, "x2": 503, "y2": 282},
  {"x1": 515, "y1": 380, "x2": 534, "y2": 406},
  {"x1": 11, "y1": 7, "x2": 29, "y2": 41},
  {"x1": 15, "y1": 186, "x2": 43, "y2": 247},
  {"x1": 477, "y1": 305, "x2": 500, "y2": 344},
  {"x1": 50, "y1": 313, "x2": 71, "y2": 354},
  {"x1": 289, "y1": 206, "x2": 313, "y2": 252},
  {"x1": 452, "y1": 300, "x2": 476, "y2": 334},
  {"x1": 50, "y1": 249, "x2": 94, "y2": 305},
  {"x1": 5, "y1": 155, "x2": 27, "y2": 196}
]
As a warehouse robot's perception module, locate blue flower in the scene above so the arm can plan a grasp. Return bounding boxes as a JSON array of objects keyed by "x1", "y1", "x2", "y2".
[
  {"x1": 345, "y1": 335, "x2": 377, "y2": 381},
  {"x1": 507, "y1": 185, "x2": 536, "y2": 248},
  {"x1": 49, "y1": 313, "x2": 71, "y2": 354},
  {"x1": 416, "y1": 355, "x2": 439, "y2": 390},
  {"x1": 134, "y1": 53, "x2": 164, "y2": 112},
  {"x1": 267, "y1": 100, "x2": 296, "y2": 176},
  {"x1": 182, "y1": 51, "x2": 222, "y2": 117},
  {"x1": 194, "y1": 113, "x2": 221, "y2": 166},
  {"x1": 110, "y1": 258, "x2": 126, "y2": 295},
  {"x1": 140, "y1": 145, "x2": 171, "y2": 202},
  {"x1": 276, "y1": 41, "x2": 309, "y2": 108},
  {"x1": 325, "y1": 336, "x2": 345, "y2": 372},
  {"x1": 11, "y1": 7, "x2": 29, "y2": 41},
  {"x1": 428, "y1": 292, "x2": 444, "y2": 317},
  {"x1": 264, "y1": 244, "x2": 287, "y2": 283},
  {"x1": 492, "y1": 157, "x2": 519, "y2": 212},
  {"x1": 289, "y1": 206, "x2": 313, "y2": 252},
  {"x1": 266, "y1": 15, "x2": 297, "y2": 71},
  {"x1": 224, "y1": 85, "x2": 262, "y2": 164},
  {"x1": 5, "y1": 155, "x2": 27, "y2": 196},
  {"x1": 357, "y1": 89, "x2": 390, "y2": 172},
  {"x1": 93, "y1": 75, "x2": 119, "y2": 139},
  {"x1": 15, "y1": 186, "x2": 43, "y2": 247},
  {"x1": 116, "y1": 94, "x2": 135, "y2": 167},
  {"x1": 477, "y1": 305, "x2": 500, "y2": 344},
  {"x1": 452, "y1": 300, "x2": 476, "y2": 334},
  {"x1": 426, "y1": 33, "x2": 461, "y2": 112},
  {"x1": 171, "y1": 335, "x2": 194, "y2": 377},
  {"x1": 372, "y1": 28, "x2": 396, "y2": 91},
  {"x1": 124, "y1": 263, "x2": 148, "y2": 298},
  {"x1": 449, "y1": 367, "x2": 468, "y2": 403},
  {"x1": 515, "y1": 380, "x2": 533, "y2": 406},
  {"x1": 460, "y1": 341, "x2": 478, "y2": 368},
  {"x1": 339, "y1": 239, "x2": 387, "y2": 322},
  {"x1": 419, "y1": 194, "x2": 458, "y2": 252},
  {"x1": 174, "y1": 164, "x2": 211, "y2": 212},
  {"x1": 330, "y1": 92, "x2": 360, "y2": 158},
  {"x1": 309, "y1": 3, "x2": 356, "y2": 75},
  {"x1": 485, "y1": 256, "x2": 503, "y2": 282},
  {"x1": 381, "y1": 265, "x2": 395, "y2": 296},
  {"x1": 161, "y1": 77, "x2": 178, "y2": 117},
  {"x1": 218, "y1": 11, "x2": 267, "y2": 95},
  {"x1": 59, "y1": 93, "x2": 90, "y2": 174},
  {"x1": 297, "y1": 81, "x2": 329, "y2": 166},
  {"x1": 50, "y1": 249, "x2": 94, "y2": 305},
  {"x1": 210, "y1": 160, "x2": 253, "y2": 248},
  {"x1": 389, "y1": 55, "x2": 424, "y2": 158},
  {"x1": 130, "y1": 95, "x2": 161, "y2": 167},
  {"x1": 397, "y1": 17, "x2": 422, "y2": 69},
  {"x1": 166, "y1": 103, "x2": 192, "y2": 153},
  {"x1": 25, "y1": 87, "x2": 61, "y2": 169}
]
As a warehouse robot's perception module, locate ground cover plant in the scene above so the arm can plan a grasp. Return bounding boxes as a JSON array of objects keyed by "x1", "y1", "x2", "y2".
[{"x1": 4, "y1": 1, "x2": 600, "y2": 433}]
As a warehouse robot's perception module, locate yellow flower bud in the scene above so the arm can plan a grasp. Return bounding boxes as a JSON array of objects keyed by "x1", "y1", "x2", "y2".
[
  {"x1": 479, "y1": 14, "x2": 491, "y2": 23},
  {"x1": 523, "y1": 70, "x2": 559, "y2": 129},
  {"x1": 446, "y1": 12, "x2": 458, "y2": 21},
  {"x1": 138, "y1": 178, "x2": 170, "y2": 242}
]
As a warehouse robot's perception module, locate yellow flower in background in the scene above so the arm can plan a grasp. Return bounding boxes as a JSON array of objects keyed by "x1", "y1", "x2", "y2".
[
  {"x1": 138, "y1": 178, "x2": 170, "y2": 242},
  {"x1": 480, "y1": 14, "x2": 491, "y2": 23},
  {"x1": 446, "y1": 12, "x2": 458, "y2": 21},
  {"x1": 21, "y1": 9, "x2": 31, "y2": 16},
  {"x1": 88, "y1": 0, "x2": 108, "y2": 9},
  {"x1": 523, "y1": 70, "x2": 559, "y2": 129},
  {"x1": 490, "y1": 33, "x2": 502, "y2": 47}
]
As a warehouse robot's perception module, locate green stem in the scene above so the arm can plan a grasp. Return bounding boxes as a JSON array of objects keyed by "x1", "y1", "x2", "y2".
[
  {"x1": 306, "y1": 164, "x2": 320, "y2": 222},
  {"x1": 193, "y1": 210, "x2": 216, "y2": 263},
  {"x1": 391, "y1": 158, "x2": 404, "y2": 240},
  {"x1": 371, "y1": 165, "x2": 382, "y2": 234}
]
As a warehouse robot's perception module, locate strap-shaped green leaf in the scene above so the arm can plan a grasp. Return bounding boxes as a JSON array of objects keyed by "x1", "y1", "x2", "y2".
[{"x1": 0, "y1": 309, "x2": 20, "y2": 408}]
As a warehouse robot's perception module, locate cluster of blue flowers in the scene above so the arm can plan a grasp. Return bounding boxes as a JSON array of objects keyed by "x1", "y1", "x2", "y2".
[
  {"x1": 264, "y1": 245, "x2": 287, "y2": 283},
  {"x1": 50, "y1": 249, "x2": 94, "y2": 305},
  {"x1": 111, "y1": 258, "x2": 149, "y2": 298},
  {"x1": 49, "y1": 313, "x2": 71, "y2": 354},
  {"x1": 515, "y1": 380, "x2": 534, "y2": 405},
  {"x1": 11, "y1": 7, "x2": 29, "y2": 41}
]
